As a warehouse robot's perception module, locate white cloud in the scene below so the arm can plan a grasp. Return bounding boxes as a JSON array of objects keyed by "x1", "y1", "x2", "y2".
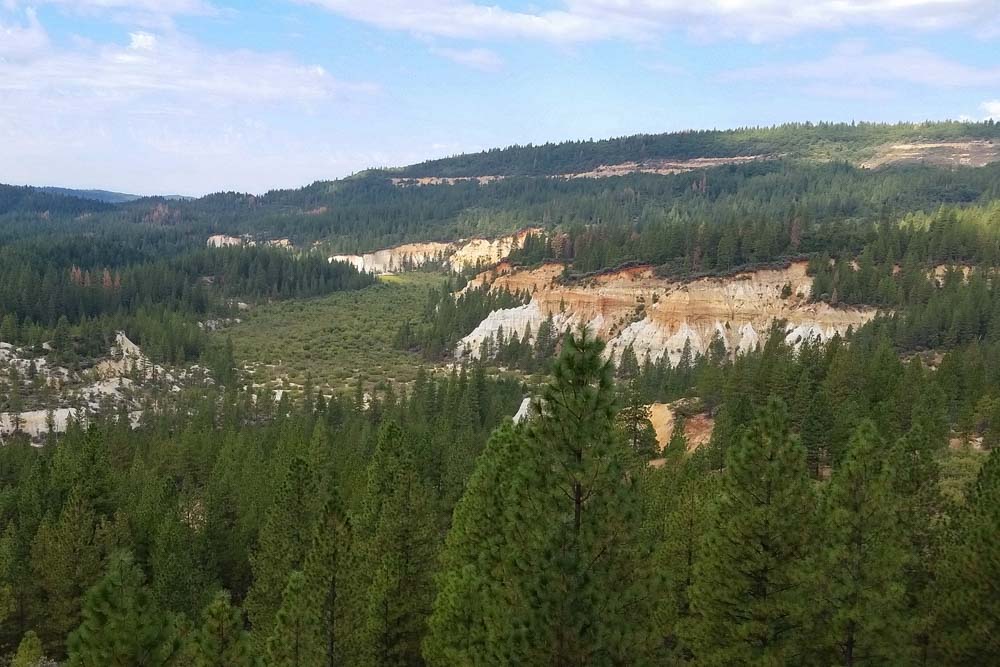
[
  {"x1": 3, "y1": 0, "x2": 218, "y2": 30},
  {"x1": 128, "y1": 30, "x2": 156, "y2": 51},
  {"x1": 724, "y1": 42, "x2": 1000, "y2": 91},
  {"x1": 0, "y1": 12, "x2": 381, "y2": 194},
  {"x1": 299, "y1": 0, "x2": 1000, "y2": 43},
  {"x1": 0, "y1": 29, "x2": 375, "y2": 103},
  {"x1": 431, "y1": 45, "x2": 503, "y2": 71},
  {"x1": 982, "y1": 100, "x2": 1000, "y2": 120},
  {"x1": 15, "y1": 0, "x2": 213, "y2": 15},
  {"x1": 296, "y1": 0, "x2": 644, "y2": 42},
  {"x1": 0, "y1": 8, "x2": 48, "y2": 58}
]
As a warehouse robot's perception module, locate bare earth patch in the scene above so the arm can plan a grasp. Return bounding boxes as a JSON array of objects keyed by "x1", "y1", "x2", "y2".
[{"x1": 861, "y1": 141, "x2": 999, "y2": 169}]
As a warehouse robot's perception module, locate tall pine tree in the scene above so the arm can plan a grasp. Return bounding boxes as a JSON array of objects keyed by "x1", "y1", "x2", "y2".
[
  {"x1": 934, "y1": 448, "x2": 1000, "y2": 664},
  {"x1": 186, "y1": 590, "x2": 255, "y2": 667},
  {"x1": 426, "y1": 328, "x2": 660, "y2": 665},
  {"x1": 808, "y1": 420, "x2": 908, "y2": 665},
  {"x1": 687, "y1": 397, "x2": 814, "y2": 665},
  {"x1": 66, "y1": 551, "x2": 180, "y2": 667},
  {"x1": 245, "y1": 455, "x2": 320, "y2": 644}
]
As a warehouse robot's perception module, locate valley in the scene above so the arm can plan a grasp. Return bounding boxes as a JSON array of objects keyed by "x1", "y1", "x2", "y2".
[{"x1": 1, "y1": 121, "x2": 999, "y2": 666}]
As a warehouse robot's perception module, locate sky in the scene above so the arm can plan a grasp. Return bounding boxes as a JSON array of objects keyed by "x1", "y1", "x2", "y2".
[{"x1": 1, "y1": 1, "x2": 999, "y2": 196}]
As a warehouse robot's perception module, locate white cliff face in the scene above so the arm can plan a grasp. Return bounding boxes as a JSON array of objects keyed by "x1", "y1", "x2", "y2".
[
  {"x1": 455, "y1": 261, "x2": 879, "y2": 364},
  {"x1": 207, "y1": 234, "x2": 243, "y2": 248},
  {"x1": 332, "y1": 242, "x2": 452, "y2": 274},
  {"x1": 328, "y1": 229, "x2": 542, "y2": 275}
]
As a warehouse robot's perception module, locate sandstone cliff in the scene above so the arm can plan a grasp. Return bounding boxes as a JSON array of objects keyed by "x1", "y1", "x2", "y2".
[
  {"x1": 456, "y1": 261, "x2": 878, "y2": 364},
  {"x1": 329, "y1": 228, "x2": 541, "y2": 274}
]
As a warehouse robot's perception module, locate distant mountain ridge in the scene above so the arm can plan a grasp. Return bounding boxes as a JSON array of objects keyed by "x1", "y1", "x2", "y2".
[
  {"x1": 39, "y1": 187, "x2": 194, "y2": 204},
  {"x1": 388, "y1": 120, "x2": 1000, "y2": 178}
]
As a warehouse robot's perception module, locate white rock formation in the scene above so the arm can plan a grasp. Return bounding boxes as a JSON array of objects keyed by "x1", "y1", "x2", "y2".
[
  {"x1": 207, "y1": 234, "x2": 243, "y2": 248},
  {"x1": 455, "y1": 261, "x2": 879, "y2": 364},
  {"x1": 328, "y1": 228, "x2": 542, "y2": 275}
]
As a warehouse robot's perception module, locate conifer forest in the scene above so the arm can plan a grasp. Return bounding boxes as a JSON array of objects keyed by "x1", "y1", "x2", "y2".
[{"x1": 1, "y1": 122, "x2": 999, "y2": 666}]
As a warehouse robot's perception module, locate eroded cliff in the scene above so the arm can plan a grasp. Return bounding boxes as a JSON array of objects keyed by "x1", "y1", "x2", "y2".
[
  {"x1": 457, "y1": 261, "x2": 878, "y2": 363},
  {"x1": 329, "y1": 228, "x2": 541, "y2": 274}
]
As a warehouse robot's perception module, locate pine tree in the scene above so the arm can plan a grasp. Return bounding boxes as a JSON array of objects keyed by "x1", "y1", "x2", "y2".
[
  {"x1": 352, "y1": 422, "x2": 438, "y2": 665},
  {"x1": 686, "y1": 397, "x2": 814, "y2": 665},
  {"x1": 29, "y1": 488, "x2": 103, "y2": 651},
  {"x1": 427, "y1": 328, "x2": 661, "y2": 665},
  {"x1": 303, "y1": 495, "x2": 350, "y2": 667},
  {"x1": 12, "y1": 630, "x2": 45, "y2": 667},
  {"x1": 655, "y1": 466, "x2": 716, "y2": 664},
  {"x1": 66, "y1": 551, "x2": 180, "y2": 667},
  {"x1": 890, "y1": 419, "x2": 946, "y2": 664},
  {"x1": 665, "y1": 412, "x2": 688, "y2": 463},
  {"x1": 265, "y1": 571, "x2": 323, "y2": 667},
  {"x1": 187, "y1": 591, "x2": 255, "y2": 667},
  {"x1": 150, "y1": 511, "x2": 212, "y2": 620},
  {"x1": 617, "y1": 380, "x2": 657, "y2": 458},
  {"x1": 809, "y1": 420, "x2": 908, "y2": 665},
  {"x1": 424, "y1": 425, "x2": 526, "y2": 665},
  {"x1": 934, "y1": 448, "x2": 1000, "y2": 664},
  {"x1": 245, "y1": 455, "x2": 319, "y2": 643}
]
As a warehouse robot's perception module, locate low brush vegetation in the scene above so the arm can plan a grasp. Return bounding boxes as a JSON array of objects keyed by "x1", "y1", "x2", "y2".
[{"x1": 219, "y1": 273, "x2": 448, "y2": 392}]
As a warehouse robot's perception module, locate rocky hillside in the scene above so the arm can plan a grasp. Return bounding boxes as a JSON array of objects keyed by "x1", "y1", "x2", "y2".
[
  {"x1": 329, "y1": 228, "x2": 541, "y2": 274},
  {"x1": 455, "y1": 260, "x2": 877, "y2": 363}
]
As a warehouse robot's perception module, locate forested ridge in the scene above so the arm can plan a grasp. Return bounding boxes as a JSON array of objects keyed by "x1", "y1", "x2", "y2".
[{"x1": 393, "y1": 120, "x2": 1000, "y2": 177}]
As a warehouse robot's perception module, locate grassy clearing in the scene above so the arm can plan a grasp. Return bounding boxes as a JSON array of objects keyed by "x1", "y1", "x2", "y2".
[{"x1": 217, "y1": 273, "x2": 446, "y2": 393}]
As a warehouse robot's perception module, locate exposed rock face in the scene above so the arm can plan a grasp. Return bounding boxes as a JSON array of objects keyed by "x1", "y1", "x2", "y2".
[
  {"x1": 390, "y1": 156, "x2": 766, "y2": 185},
  {"x1": 1, "y1": 332, "x2": 210, "y2": 443},
  {"x1": 861, "y1": 140, "x2": 999, "y2": 169},
  {"x1": 648, "y1": 402, "x2": 714, "y2": 452},
  {"x1": 456, "y1": 261, "x2": 878, "y2": 364},
  {"x1": 206, "y1": 234, "x2": 293, "y2": 249},
  {"x1": 329, "y1": 228, "x2": 542, "y2": 274},
  {"x1": 559, "y1": 155, "x2": 765, "y2": 179},
  {"x1": 207, "y1": 234, "x2": 242, "y2": 248},
  {"x1": 330, "y1": 241, "x2": 451, "y2": 274}
]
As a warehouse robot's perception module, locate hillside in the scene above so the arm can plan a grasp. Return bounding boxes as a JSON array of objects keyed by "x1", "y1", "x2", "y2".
[
  {"x1": 391, "y1": 120, "x2": 1000, "y2": 178},
  {"x1": 3, "y1": 120, "x2": 999, "y2": 665},
  {"x1": 38, "y1": 187, "x2": 142, "y2": 204}
]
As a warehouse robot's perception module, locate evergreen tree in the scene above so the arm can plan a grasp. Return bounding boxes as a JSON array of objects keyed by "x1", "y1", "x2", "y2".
[
  {"x1": 29, "y1": 488, "x2": 103, "y2": 652},
  {"x1": 303, "y1": 495, "x2": 350, "y2": 667},
  {"x1": 265, "y1": 571, "x2": 323, "y2": 667},
  {"x1": 150, "y1": 511, "x2": 212, "y2": 620},
  {"x1": 353, "y1": 422, "x2": 438, "y2": 666},
  {"x1": 665, "y1": 412, "x2": 688, "y2": 462},
  {"x1": 890, "y1": 419, "x2": 946, "y2": 664},
  {"x1": 245, "y1": 456, "x2": 319, "y2": 642},
  {"x1": 66, "y1": 551, "x2": 180, "y2": 667},
  {"x1": 428, "y1": 329, "x2": 661, "y2": 665},
  {"x1": 809, "y1": 420, "x2": 908, "y2": 665},
  {"x1": 934, "y1": 448, "x2": 1000, "y2": 664},
  {"x1": 655, "y1": 467, "x2": 716, "y2": 664},
  {"x1": 187, "y1": 591, "x2": 255, "y2": 667},
  {"x1": 617, "y1": 380, "x2": 657, "y2": 458},
  {"x1": 12, "y1": 630, "x2": 45, "y2": 667},
  {"x1": 687, "y1": 397, "x2": 814, "y2": 665},
  {"x1": 424, "y1": 425, "x2": 527, "y2": 665}
]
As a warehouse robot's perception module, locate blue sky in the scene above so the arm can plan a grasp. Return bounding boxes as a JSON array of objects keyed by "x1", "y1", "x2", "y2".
[{"x1": 1, "y1": 1, "x2": 998, "y2": 195}]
